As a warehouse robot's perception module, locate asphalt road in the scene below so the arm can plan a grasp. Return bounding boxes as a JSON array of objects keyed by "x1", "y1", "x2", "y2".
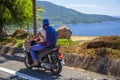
[{"x1": 0, "y1": 53, "x2": 119, "y2": 80}]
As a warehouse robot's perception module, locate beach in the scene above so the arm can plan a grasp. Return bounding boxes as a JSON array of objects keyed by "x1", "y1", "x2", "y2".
[{"x1": 70, "y1": 36, "x2": 97, "y2": 41}]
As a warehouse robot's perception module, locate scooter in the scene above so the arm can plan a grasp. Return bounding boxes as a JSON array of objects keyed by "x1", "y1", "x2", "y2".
[{"x1": 23, "y1": 38, "x2": 65, "y2": 75}]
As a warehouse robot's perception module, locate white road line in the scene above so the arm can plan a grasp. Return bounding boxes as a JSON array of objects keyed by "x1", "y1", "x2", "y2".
[{"x1": 0, "y1": 67, "x2": 41, "y2": 80}]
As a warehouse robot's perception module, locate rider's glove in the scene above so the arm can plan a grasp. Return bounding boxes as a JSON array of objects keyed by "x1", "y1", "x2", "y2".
[{"x1": 34, "y1": 38, "x2": 40, "y2": 42}]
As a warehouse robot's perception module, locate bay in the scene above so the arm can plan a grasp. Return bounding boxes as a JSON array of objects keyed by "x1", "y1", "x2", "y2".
[{"x1": 53, "y1": 21, "x2": 120, "y2": 36}]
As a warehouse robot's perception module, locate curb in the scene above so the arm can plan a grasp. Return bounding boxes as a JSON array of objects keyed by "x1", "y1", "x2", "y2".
[
  {"x1": 0, "y1": 45, "x2": 24, "y2": 55},
  {"x1": 64, "y1": 53, "x2": 120, "y2": 77}
]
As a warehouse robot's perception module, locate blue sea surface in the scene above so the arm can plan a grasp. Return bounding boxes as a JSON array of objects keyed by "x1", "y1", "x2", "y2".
[{"x1": 54, "y1": 21, "x2": 120, "y2": 36}]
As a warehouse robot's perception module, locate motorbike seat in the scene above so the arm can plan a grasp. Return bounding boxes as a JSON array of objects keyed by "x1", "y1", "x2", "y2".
[{"x1": 35, "y1": 45, "x2": 55, "y2": 54}]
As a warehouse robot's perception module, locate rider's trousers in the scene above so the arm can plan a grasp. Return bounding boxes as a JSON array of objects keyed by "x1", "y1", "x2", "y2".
[{"x1": 30, "y1": 44, "x2": 45, "y2": 61}]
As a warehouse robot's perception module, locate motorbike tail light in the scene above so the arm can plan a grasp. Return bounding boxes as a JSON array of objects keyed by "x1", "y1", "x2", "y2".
[{"x1": 59, "y1": 53, "x2": 64, "y2": 59}]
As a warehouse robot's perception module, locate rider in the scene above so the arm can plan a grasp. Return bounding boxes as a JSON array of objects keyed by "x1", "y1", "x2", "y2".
[{"x1": 30, "y1": 18, "x2": 57, "y2": 66}]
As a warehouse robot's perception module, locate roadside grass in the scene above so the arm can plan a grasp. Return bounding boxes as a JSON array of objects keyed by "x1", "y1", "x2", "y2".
[
  {"x1": 57, "y1": 39, "x2": 79, "y2": 53},
  {"x1": 106, "y1": 48, "x2": 120, "y2": 59},
  {"x1": 0, "y1": 36, "x2": 120, "y2": 59},
  {"x1": 57, "y1": 36, "x2": 120, "y2": 60},
  {"x1": 0, "y1": 37, "x2": 24, "y2": 47},
  {"x1": 57, "y1": 39, "x2": 78, "y2": 46},
  {"x1": 0, "y1": 38, "x2": 77, "y2": 48},
  {"x1": 0, "y1": 37, "x2": 16, "y2": 45}
]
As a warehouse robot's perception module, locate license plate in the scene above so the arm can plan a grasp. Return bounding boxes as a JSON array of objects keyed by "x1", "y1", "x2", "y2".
[{"x1": 61, "y1": 59, "x2": 65, "y2": 65}]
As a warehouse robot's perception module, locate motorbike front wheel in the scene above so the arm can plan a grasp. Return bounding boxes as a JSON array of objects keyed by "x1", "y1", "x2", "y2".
[{"x1": 24, "y1": 52, "x2": 33, "y2": 69}]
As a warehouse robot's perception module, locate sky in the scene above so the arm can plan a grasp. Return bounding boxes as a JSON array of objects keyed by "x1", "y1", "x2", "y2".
[{"x1": 37, "y1": 0, "x2": 120, "y2": 17}]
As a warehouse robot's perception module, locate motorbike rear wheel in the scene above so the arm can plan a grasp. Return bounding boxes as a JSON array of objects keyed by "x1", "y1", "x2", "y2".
[{"x1": 50, "y1": 58, "x2": 62, "y2": 75}]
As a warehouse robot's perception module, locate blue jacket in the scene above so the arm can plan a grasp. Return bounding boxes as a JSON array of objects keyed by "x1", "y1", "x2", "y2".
[{"x1": 45, "y1": 26, "x2": 57, "y2": 46}]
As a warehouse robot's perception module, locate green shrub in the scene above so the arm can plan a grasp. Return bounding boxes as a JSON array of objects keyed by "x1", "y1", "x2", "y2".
[
  {"x1": 17, "y1": 42, "x2": 23, "y2": 47},
  {"x1": 0, "y1": 37, "x2": 17, "y2": 45},
  {"x1": 13, "y1": 29, "x2": 33, "y2": 39},
  {"x1": 15, "y1": 33, "x2": 30, "y2": 39}
]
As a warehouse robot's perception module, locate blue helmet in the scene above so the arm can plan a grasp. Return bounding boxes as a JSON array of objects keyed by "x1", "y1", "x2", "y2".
[{"x1": 43, "y1": 18, "x2": 49, "y2": 25}]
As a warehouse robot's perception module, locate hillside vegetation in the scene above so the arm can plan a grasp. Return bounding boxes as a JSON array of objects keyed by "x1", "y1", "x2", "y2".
[{"x1": 37, "y1": 1, "x2": 120, "y2": 24}]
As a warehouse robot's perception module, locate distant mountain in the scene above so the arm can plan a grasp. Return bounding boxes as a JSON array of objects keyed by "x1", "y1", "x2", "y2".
[{"x1": 36, "y1": 1, "x2": 120, "y2": 24}]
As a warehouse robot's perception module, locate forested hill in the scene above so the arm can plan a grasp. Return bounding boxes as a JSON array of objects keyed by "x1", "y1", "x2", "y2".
[{"x1": 37, "y1": 1, "x2": 120, "y2": 24}]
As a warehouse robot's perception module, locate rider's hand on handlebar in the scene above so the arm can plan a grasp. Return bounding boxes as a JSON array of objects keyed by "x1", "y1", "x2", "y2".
[{"x1": 34, "y1": 38, "x2": 40, "y2": 42}]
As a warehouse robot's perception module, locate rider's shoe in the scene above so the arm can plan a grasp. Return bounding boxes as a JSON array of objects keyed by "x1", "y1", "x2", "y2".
[{"x1": 31, "y1": 60, "x2": 38, "y2": 67}]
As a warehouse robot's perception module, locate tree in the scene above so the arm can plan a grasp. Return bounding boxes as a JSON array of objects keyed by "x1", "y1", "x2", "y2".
[
  {"x1": 26, "y1": 7, "x2": 44, "y2": 33},
  {"x1": 0, "y1": 0, "x2": 32, "y2": 35},
  {"x1": 36, "y1": 6, "x2": 45, "y2": 21},
  {"x1": 32, "y1": 0, "x2": 45, "y2": 35},
  {"x1": 32, "y1": 0, "x2": 37, "y2": 35}
]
